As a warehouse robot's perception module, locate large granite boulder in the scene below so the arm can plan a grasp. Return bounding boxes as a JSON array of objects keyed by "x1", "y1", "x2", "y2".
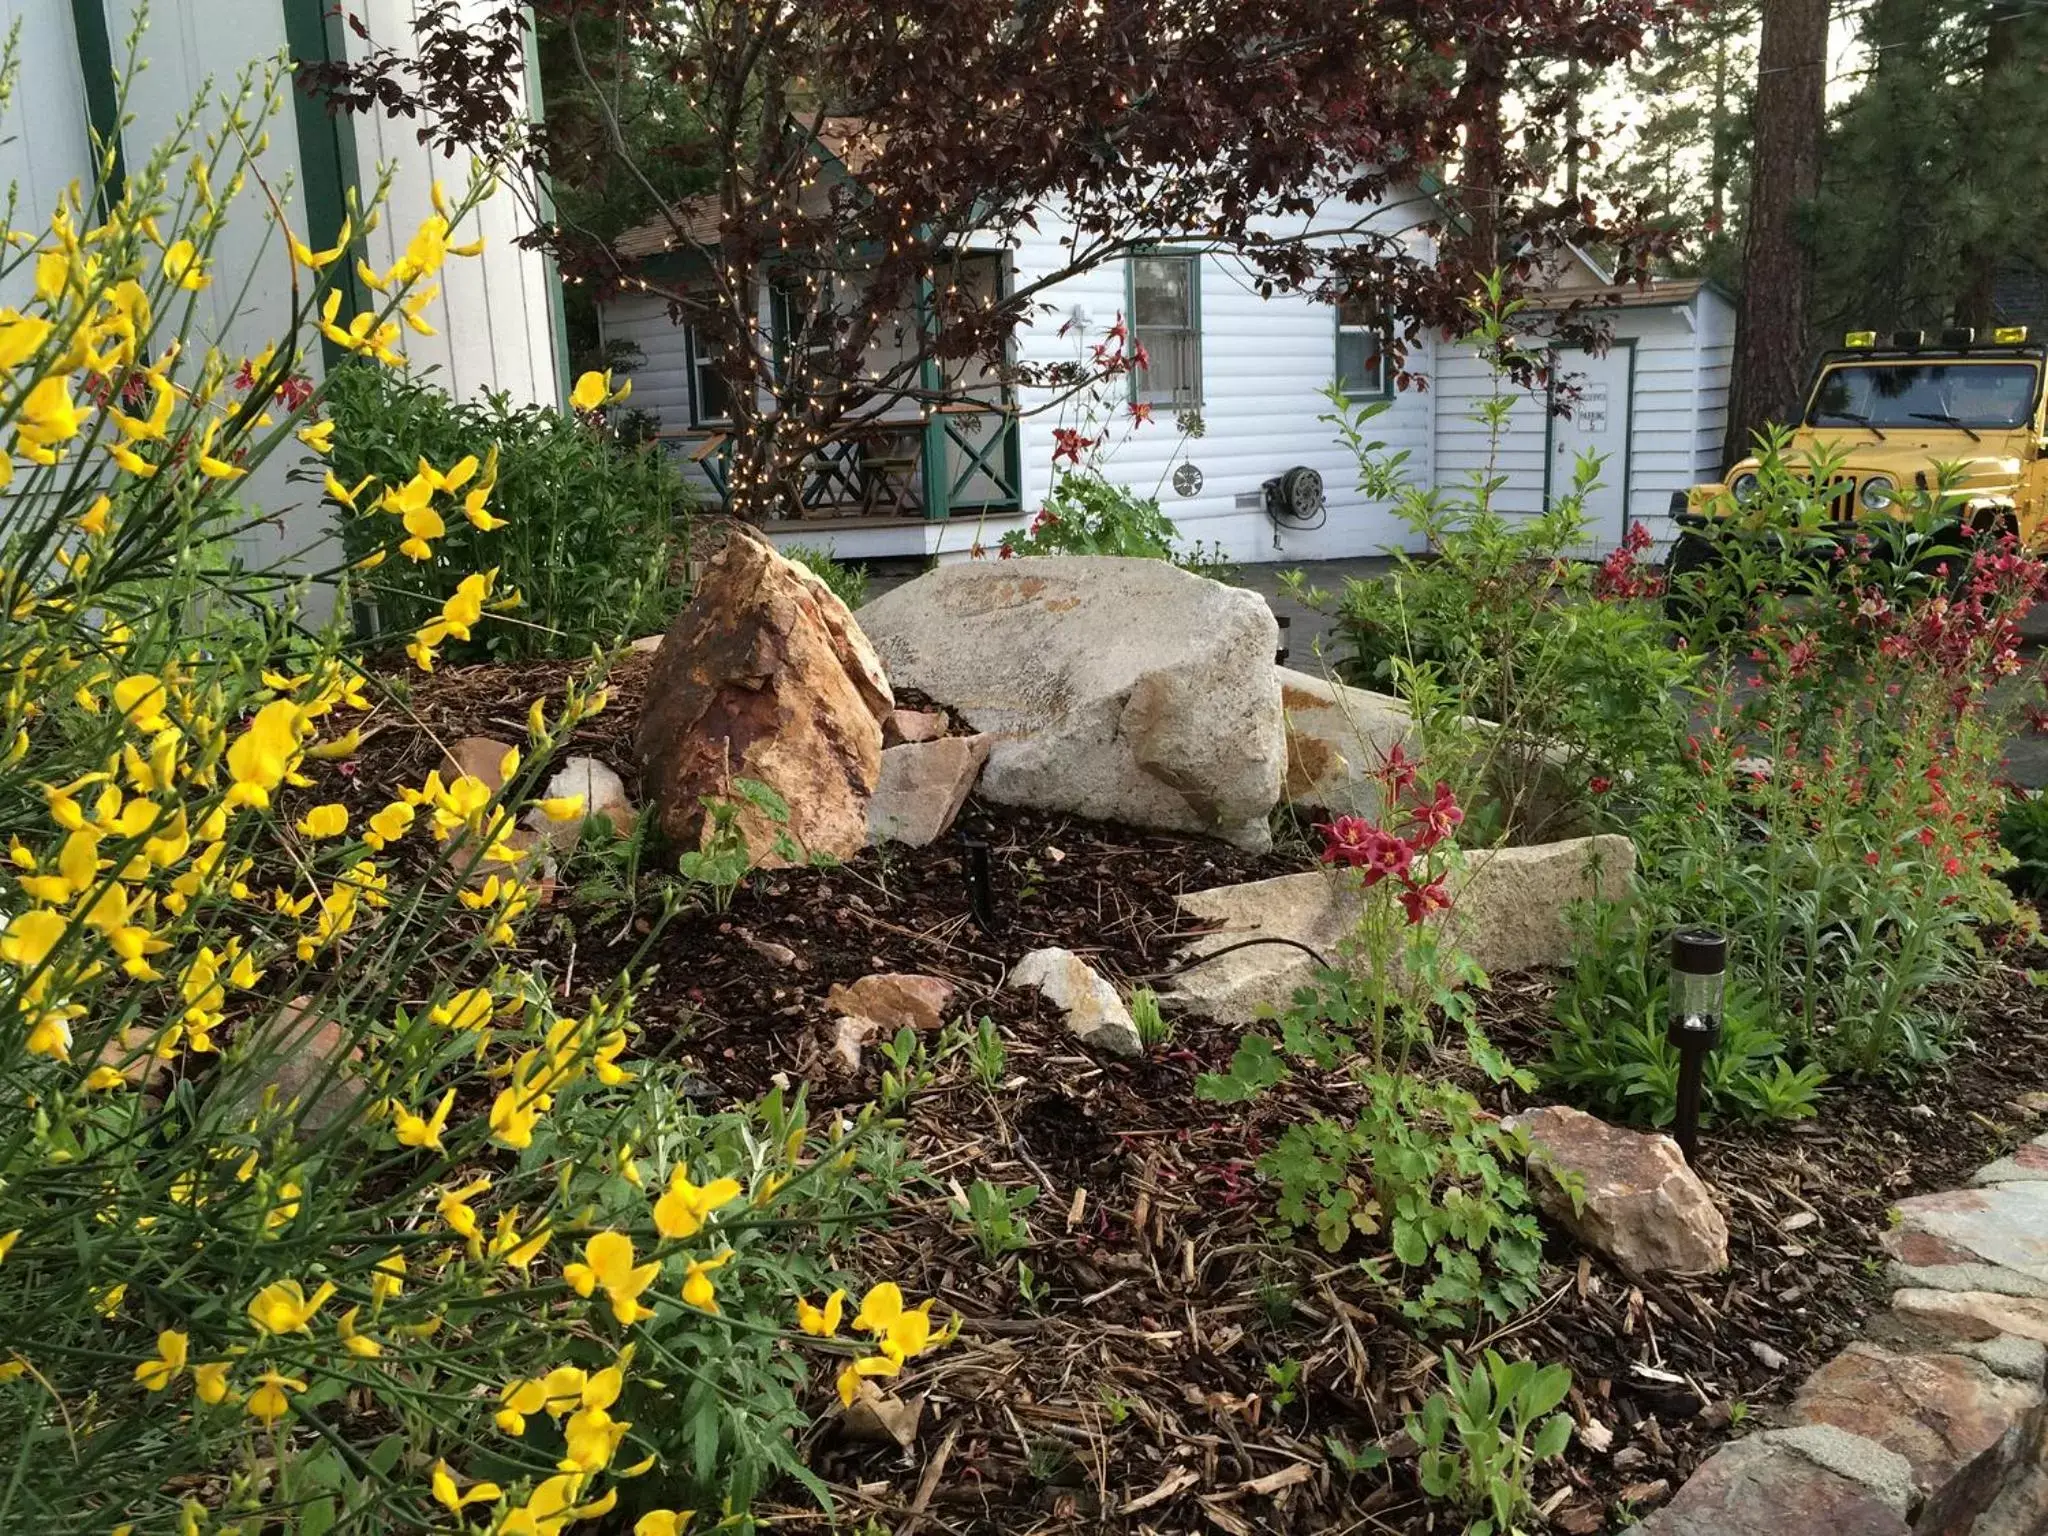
[
  {"x1": 856, "y1": 558, "x2": 1284, "y2": 850},
  {"x1": 1515, "y1": 1105, "x2": 1730, "y2": 1279},
  {"x1": 1167, "y1": 834, "x2": 1635, "y2": 1022},
  {"x1": 636, "y1": 530, "x2": 892, "y2": 866}
]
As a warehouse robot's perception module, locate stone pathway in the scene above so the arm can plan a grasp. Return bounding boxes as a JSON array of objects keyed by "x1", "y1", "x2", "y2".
[{"x1": 1635, "y1": 1135, "x2": 2048, "y2": 1534}]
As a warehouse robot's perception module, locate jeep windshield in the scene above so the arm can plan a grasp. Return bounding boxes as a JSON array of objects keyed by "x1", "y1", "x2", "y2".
[{"x1": 1808, "y1": 361, "x2": 2040, "y2": 430}]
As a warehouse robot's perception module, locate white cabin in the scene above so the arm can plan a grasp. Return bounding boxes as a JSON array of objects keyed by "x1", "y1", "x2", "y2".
[{"x1": 601, "y1": 190, "x2": 1734, "y2": 566}]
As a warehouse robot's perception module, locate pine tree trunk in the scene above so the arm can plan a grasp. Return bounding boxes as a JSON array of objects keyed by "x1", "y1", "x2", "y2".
[
  {"x1": 1956, "y1": 2, "x2": 2024, "y2": 329},
  {"x1": 1725, "y1": 0, "x2": 1829, "y2": 466}
]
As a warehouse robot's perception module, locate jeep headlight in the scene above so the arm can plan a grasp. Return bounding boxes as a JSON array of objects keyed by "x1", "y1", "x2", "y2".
[
  {"x1": 1859, "y1": 474, "x2": 1897, "y2": 511},
  {"x1": 1729, "y1": 470, "x2": 1761, "y2": 505}
]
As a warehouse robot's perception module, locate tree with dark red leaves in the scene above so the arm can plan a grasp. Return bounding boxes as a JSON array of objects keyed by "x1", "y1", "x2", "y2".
[{"x1": 305, "y1": 0, "x2": 1681, "y2": 520}]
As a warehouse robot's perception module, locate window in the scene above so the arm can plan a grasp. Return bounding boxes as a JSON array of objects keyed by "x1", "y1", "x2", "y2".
[
  {"x1": 1808, "y1": 361, "x2": 2039, "y2": 430},
  {"x1": 1130, "y1": 254, "x2": 1202, "y2": 407},
  {"x1": 686, "y1": 327, "x2": 731, "y2": 427},
  {"x1": 1335, "y1": 298, "x2": 1390, "y2": 398}
]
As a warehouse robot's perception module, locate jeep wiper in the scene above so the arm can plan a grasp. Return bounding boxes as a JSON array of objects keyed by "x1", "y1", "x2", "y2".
[
  {"x1": 1825, "y1": 410, "x2": 1887, "y2": 440},
  {"x1": 1909, "y1": 410, "x2": 1982, "y2": 442}
]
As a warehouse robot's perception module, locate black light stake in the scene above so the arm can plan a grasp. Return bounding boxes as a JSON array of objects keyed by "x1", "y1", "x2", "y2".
[
  {"x1": 1668, "y1": 929, "x2": 1728, "y2": 1164},
  {"x1": 961, "y1": 833, "x2": 999, "y2": 934}
]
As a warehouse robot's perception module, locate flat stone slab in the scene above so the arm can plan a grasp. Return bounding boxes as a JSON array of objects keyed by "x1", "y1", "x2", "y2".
[
  {"x1": 1167, "y1": 834, "x2": 1634, "y2": 1022},
  {"x1": 1972, "y1": 1135, "x2": 2048, "y2": 1187},
  {"x1": 1892, "y1": 1288, "x2": 2048, "y2": 1346},
  {"x1": 1788, "y1": 1343, "x2": 2043, "y2": 1531},
  {"x1": 1884, "y1": 1185, "x2": 2048, "y2": 1296},
  {"x1": 1634, "y1": 1427, "x2": 1913, "y2": 1536}
]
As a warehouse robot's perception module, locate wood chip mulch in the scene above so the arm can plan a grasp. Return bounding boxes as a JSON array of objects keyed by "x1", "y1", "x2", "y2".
[{"x1": 346, "y1": 657, "x2": 2048, "y2": 1534}]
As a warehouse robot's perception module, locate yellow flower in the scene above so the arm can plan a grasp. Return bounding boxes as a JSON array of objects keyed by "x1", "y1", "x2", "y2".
[
  {"x1": 133, "y1": 1329, "x2": 188, "y2": 1391},
  {"x1": 0, "y1": 308, "x2": 53, "y2": 368},
  {"x1": 371, "y1": 1251, "x2": 406, "y2": 1305},
  {"x1": 836, "y1": 1354, "x2": 901, "y2": 1407},
  {"x1": 496, "y1": 1376, "x2": 548, "y2": 1436},
  {"x1": 294, "y1": 803, "x2": 349, "y2": 839},
  {"x1": 853, "y1": 1281, "x2": 940, "y2": 1365},
  {"x1": 400, "y1": 501, "x2": 446, "y2": 562},
  {"x1": 681, "y1": 1251, "x2": 734, "y2": 1314},
  {"x1": 84, "y1": 1065, "x2": 127, "y2": 1091},
  {"x1": 246, "y1": 1278, "x2": 337, "y2": 1335},
  {"x1": 77, "y1": 494, "x2": 111, "y2": 537},
  {"x1": 1, "y1": 909, "x2": 66, "y2": 970},
  {"x1": 437, "y1": 1176, "x2": 491, "y2": 1242},
  {"x1": 431, "y1": 1460, "x2": 501, "y2": 1512},
  {"x1": 191, "y1": 1360, "x2": 233, "y2": 1405},
  {"x1": 297, "y1": 418, "x2": 336, "y2": 454},
  {"x1": 562, "y1": 1231, "x2": 660, "y2": 1326},
  {"x1": 0, "y1": 1231, "x2": 18, "y2": 1265},
  {"x1": 636, "y1": 1514, "x2": 694, "y2": 1536},
  {"x1": 559, "y1": 1405, "x2": 631, "y2": 1473},
  {"x1": 224, "y1": 699, "x2": 305, "y2": 809},
  {"x1": 194, "y1": 418, "x2": 245, "y2": 480},
  {"x1": 18, "y1": 375, "x2": 81, "y2": 459},
  {"x1": 162, "y1": 240, "x2": 209, "y2": 291},
  {"x1": 652, "y1": 1167, "x2": 743, "y2": 1241},
  {"x1": 570, "y1": 370, "x2": 615, "y2": 412},
  {"x1": 245, "y1": 1369, "x2": 305, "y2": 1424},
  {"x1": 288, "y1": 217, "x2": 351, "y2": 271},
  {"x1": 430, "y1": 986, "x2": 495, "y2": 1031},
  {"x1": 392, "y1": 1087, "x2": 455, "y2": 1152},
  {"x1": 796, "y1": 1289, "x2": 846, "y2": 1338},
  {"x1": 324, "y1": 471, "x2": 373, "y2": 511},
  {"x1": 536, "y1": 794, "x2": 585, "y2": 822},
  {"x1": 400, "y1": 285, "x2": 440, "y2": 336},
  {"x1": 95, "y1": 1283, "x2": 128, "y2": 1316},
  {"x1": 363, "y1": 800, "x2": 415, "y2": 850},
  {"x1": 306, "y1": 727, "x2": 363, "y2": 761},
  {"x1": 337, "y1": 1305, "x2": 382, "y2": 1358}
]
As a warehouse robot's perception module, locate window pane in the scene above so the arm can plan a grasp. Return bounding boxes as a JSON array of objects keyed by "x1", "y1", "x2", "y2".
[
  {"x1": 1132, "y1": 256, "x2": 1192, "y2": 327},
  {"x1": 1134, "y1": 328, "x2": 1189, "y2": 402},
  {"x1": 697, "y1": 364, "x2": 731, "y2": 423},
  {"x1": 1336, "y1": 330, "x2": 1381, "y2": 395},
  {"x1": 1337, "y1": 296, "x2": 1377, "y2": 328}
]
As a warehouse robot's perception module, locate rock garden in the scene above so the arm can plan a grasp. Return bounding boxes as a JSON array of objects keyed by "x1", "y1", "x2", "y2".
[{"x1": 13, "y1": 101, "x2": 2048, "y2": 1536}]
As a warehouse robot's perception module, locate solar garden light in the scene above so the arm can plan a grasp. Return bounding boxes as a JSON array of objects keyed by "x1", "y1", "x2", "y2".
[
  {"x1": 960, "y1": 832, "x2": 998, "y2": 934},
  {"x1": 1668, "y1": 928, "x2": 1729, "y2": 1164}
]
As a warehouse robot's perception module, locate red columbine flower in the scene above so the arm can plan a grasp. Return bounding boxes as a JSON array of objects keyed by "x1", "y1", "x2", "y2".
[
  {"x1": 1409, "y1": 781, "x2": 1464, "y2": 850},
  {"x1": 1359, "y1": 829, "x2": 1414, "y2": 888},
  {"x1": 1051, "y1": 428, "x2": 1095, "y2": 466},
  {"x1": 1378, "y1": 742, "x2": 1418, "y2": 797},
  {"x1": 1129, "y1": 401, "x2": 1153, "y2": 425},
  {"x1": 1315, "y1": 816, "x2": 1374, "y2": 867},
  {"x1": 1398, "y1": 876, "x2": 1453, "y2": 925},
  {"x1": 1029, "y1": 507, "x2": 1058, "y2": 534},
  {"x1": 1589, "y1": 775, "x2": 1613, "y2": 795}
]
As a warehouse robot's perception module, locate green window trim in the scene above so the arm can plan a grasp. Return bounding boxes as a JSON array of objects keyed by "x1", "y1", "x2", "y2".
[
  {"x1": 281, "y1": 0, "x2": 367, "y2": 365},
  {"x1": 1125, "y1": 250, "x2": 1204, "y2": 409},
  {"x1": 68, "y1": 0, "x2": 125, "y2": 215}
]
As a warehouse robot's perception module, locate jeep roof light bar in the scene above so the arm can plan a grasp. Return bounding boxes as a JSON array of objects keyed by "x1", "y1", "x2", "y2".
[{"x1": 1839, "y1": 325, "x2": 2032, "y2": 353}]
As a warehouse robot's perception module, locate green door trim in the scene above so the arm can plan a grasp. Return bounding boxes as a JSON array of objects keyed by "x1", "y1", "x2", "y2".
[
  {"x1": 281, "y1": 0, "x2": 367, "y2": 366},
  {"x1": 1542, "y1": 337, "x2": 1637, "y2": 542},
  {"x1": 68, "y1": 0, "x2": 126, "y2": 214}
]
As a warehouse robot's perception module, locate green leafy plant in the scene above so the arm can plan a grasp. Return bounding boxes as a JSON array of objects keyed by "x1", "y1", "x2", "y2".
[
  {"x1": 1408, "y1": 1350, "x2": 1576, "y2": 1536},
  {"x1": 323, "y1": 361, "x2": 692, "y2": 661},
  {"x1": 1129, "y1": 986, "x2": 1173, "y2": 1052},
  {"x1": 675, "y1": 778, "x2": 803, "y2": 911},
  {"x1": 1546, "y1": 907, "x2": 1829, "y2": 1127},
  {"x1": 966, "y1": 1016, "x2": 1008, "y2": 1089},
  {"x1": 877, "y1": 1025, "x2": 935, "y2": 1110},
  {"x1": 950, "y1": 1179, "x2": 1039, "y2": 1261},
  {"x1": 997, "y1": 471, "x2": 1230, "y2": 575},
  {"x1": 1266, "y1": 1356, "x2": 1305, "y2": 1410},
  {"x1": 782, "y1": 542, "x2": 870, "y2": 610},
  {"x1": 1999, "y1": 786, "x2": 2048, "y2": 898}
]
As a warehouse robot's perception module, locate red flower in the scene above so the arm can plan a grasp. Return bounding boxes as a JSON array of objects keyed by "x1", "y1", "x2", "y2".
[
  {"x1": 1051, "y1": 427, "x2": 1096, "y2": 467},
  {"x1": 1131, "y1": 340, "x2": 1150, "y2": 372},
  {"x1": 1589, "y1": 775, "x2": 1612, "y2": 795},
  {"x1": 1315, "y1": 815, "x2": 1374, "y2": 867},
  {"x1": 1943, "y1": 855, "x2": 1963, "y2": 878},
  {"x1": 1378, "y1": 742, "x2": 1418, "y2": 797},
  {"x1": 1398, "y1": 877, "x2": 1453, "y2": 925},
  {"x1": 997, "y1": 545, "x2": 1014, "y2": 560},
  {"x1": 1358, "y1": 828, "x2": 1414, "y2": 887},
  {"x1": 1409, "y1": 781, "x2": 1464, "y2": 850},
  {"x1": 1129, "y1": 400, "x2": 1154, "y2": 425},
  {"x1": 280, "y1": 374, "x2": 314, "y2": 409},
  {"x1": 1029, "y1": 506, "x2": 1058, "y2": 534}
]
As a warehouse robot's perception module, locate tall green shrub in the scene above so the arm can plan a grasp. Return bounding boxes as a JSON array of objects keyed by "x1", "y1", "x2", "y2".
[{"x1": 323, "y1": 364, "x2": 691, "y2": 660}]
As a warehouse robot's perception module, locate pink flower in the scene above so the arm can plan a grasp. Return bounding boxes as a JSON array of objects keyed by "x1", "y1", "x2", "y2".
[
  {"x1": 1398, "y1": 877, "x2": 1453, "y2": 925},
  {"x1": 1358, "y1": 828, "x2": 1414, "y2": 888},
  {"x1": 1315, "y1": 816, "x2": 1374, "y2": 867},
  {"x1": 1377, "y1": 742, "x2": 1418, "y2": 797},
  {"x1": 1408, "y1": 781, "x2": 1464, "y2": 850}
]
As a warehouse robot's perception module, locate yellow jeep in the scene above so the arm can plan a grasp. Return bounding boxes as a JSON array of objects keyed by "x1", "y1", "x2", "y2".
[{"x1": 1670, "y1": 326, "x2": 2048, "y2": 589}]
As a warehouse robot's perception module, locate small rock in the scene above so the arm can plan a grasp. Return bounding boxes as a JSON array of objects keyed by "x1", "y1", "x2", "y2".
[
  {"x1": 1633, "y1": 1428, "x2": 1912, "y2": 1536},
  {"x1": 882, "y1": 707, "x2": 950, "y2": 746},
  {"x1": 231, "y1": 998, "x2": 366, "y2": 1135},
  {"x1": 1697, "y1": 1401, "x2": 1734, "y2": 1431},
  {"x1": 1618, "y1": 1479, "x2": 1670, "y2": 1507},
  {"x1": 867, "y1": 735, "x2": 992, "y2": 848},
  {"x1": 442, "y1": 734, "x2": 520, "y2": 791},
  {"x1": 628, "y1": 633, "x2": 663, "y2": 654},
  {"x1": 1009, "y1": 947, "x2": 1142, "y2": 1057},
  {"x1": 1513, "y1": 1105, "x2": 1730, "y2": 1279},
  {"x1": 524, "y1": 756, "x2": 636, "y2": 853},
  {"x1": 825, "y1": 973, "x2": 957, "y2": 1035},
  {"x1": 829, "y1": 1015, "x2": 870, "y2": 1074},
  {"x1": 739, "y1": 930, "x2": 799, "y2": 968},
  {"x1": 1789, "y1": 1342, "x2": 2044, "y2": 1531},
  {"x1": 1751, "y1": 1340, "x2": 1790, "y2": 1371},
  {"x1": 1580, "y1": 1417, "x2": 1615, "y2": 1452},
  {"x1": 1613, "y1": 1445, "x2": 1650, "y2": 1472},
  {"x1": 2009, "y1": 1092, "x2": 2048, "y2": 1118}
]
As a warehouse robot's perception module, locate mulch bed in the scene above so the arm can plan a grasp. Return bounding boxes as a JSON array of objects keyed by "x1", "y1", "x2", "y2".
[{"x1": 348, "y1": 657, "x2": 2048, "y2": 1534}]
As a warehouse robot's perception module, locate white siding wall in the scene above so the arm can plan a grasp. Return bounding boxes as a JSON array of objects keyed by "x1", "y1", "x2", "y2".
[
  {"x1": 0, "y1": 0, "x2": 96, "y2": 313},
  {"x1": 348, "y1": 0, "x2": 563, "y2": 409},
  {"x1": 1437, "y1": 293, "x2": 1736, "y2": 551}
]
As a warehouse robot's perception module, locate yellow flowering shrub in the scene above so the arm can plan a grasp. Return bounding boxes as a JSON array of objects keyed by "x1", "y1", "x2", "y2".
[{"x1": 0, "y1": 47, "x2": 943, "y2": 1536}]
